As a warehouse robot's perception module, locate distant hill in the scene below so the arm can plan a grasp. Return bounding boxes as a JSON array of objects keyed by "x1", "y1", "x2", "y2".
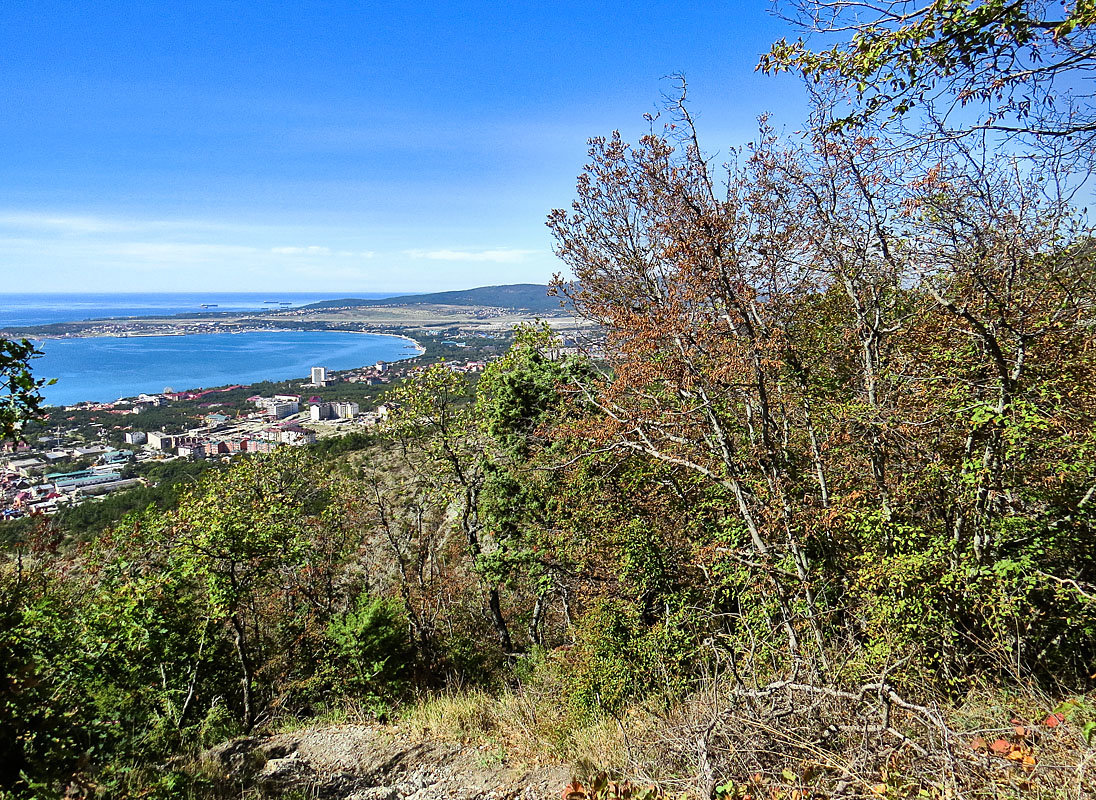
[{"x1": 303, "y1": 284, "x2": 564, "y2": 313}]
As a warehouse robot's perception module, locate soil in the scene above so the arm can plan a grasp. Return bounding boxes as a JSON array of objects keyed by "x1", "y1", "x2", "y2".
[{"x1": 200, "y1": 724, "x2": 571, "y2": 800}]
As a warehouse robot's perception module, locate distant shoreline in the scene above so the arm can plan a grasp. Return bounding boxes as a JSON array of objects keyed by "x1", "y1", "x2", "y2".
[
  {"x1": 31, "y1": 328, "x2": 426, "y2": 407},
  {"x1": 21, "y1": 325, "x2": 426, "y2": 356}
]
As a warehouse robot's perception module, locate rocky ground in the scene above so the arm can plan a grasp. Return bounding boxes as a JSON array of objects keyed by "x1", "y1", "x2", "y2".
[{"x1": 200, "y1": 725, "x2": 570, "y2": 800}]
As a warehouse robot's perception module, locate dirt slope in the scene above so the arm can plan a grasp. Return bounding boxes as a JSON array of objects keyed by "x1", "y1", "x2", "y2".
[{"x1": 201, "y1": 724, "x2": 570, "y2": 800}]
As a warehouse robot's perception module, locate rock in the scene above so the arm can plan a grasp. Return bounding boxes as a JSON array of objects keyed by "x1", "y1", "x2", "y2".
[
  {"x1": 348, "y1": 788, "x2": 399, "y2": 800},
  {"x1": 201, "y1": 736, "x2": 267, "y2": 781},
  {"x1": 258, "y1": 752, "x2": 315, "y2": 791}
]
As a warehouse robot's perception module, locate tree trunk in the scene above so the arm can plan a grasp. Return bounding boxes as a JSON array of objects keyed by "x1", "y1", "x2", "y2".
[
  {"x1": 230, "y1": 615, "x2": 254, "y2": 731},
  {"x1": 487, "y1": 586, "x2": 514, "y2": 654}
]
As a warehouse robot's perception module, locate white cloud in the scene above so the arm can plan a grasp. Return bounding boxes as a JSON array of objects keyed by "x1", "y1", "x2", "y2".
[
  {"x1": 270, "y1": 246, "x2": 374, "y2": 258},
  {"x1": 0, "y1": 213, "x2": 137, "y2": 234},
  {"x1": 404, "y1": 247, "x2": 537, "y2": 263},
  {"x1": 271, "y1": 245, "x2": 332, "y2": 255},
  {"x1": 0, "y1": 208, "x2": 556, "y2": 291},
  {"x1": 0, "y1": 211, "x2": 237, "y2": 235}
]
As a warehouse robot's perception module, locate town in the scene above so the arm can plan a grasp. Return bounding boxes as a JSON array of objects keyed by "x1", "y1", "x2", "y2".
[{"x1": 0, "y1": 353, "x2": 493, "y2": 522}]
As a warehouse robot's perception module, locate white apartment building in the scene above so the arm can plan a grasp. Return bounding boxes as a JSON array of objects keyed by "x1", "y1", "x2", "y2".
[{"x1": 332, "y1": 401, "x2": 359, "y2": 419}]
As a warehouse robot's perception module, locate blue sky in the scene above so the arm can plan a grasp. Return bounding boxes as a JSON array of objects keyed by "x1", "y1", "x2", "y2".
[{"x1": 0, "y1": 2, "x2": 808, "y2": 293}]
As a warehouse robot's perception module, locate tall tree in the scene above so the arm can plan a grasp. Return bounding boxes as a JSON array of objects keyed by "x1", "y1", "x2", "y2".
[
  {"x1": 383, "y1": 364, "x2": 515, "y2": 654},
  {"x1": 762, "y1": 0, "x2": 1096, "y2": 155},
  {"x1": 548, "y1": 89, "x2": 1096, "y2": 684}
]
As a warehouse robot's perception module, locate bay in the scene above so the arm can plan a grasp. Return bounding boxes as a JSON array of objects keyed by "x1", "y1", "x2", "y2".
[{"x1": 33, "y1": 330, "x2": 420, "y2": 406}]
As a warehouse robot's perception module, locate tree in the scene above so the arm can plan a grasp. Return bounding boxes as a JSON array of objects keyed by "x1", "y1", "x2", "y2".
[
  {"x1": 547, "y1": 90, "x2": 1096, "y2": 686},
  {"x1": 547, "y1": 103, "x2": 850, "y2": 670},
  {"x1": 168, "y1": 449, "x2": 355, "y2": 730},
  {"x1": 0, "y1": 337, "x2": 51, "y2": 443},
  {"x1": 761, "y1": 0, "x2": 1096, "y2": 153},
  {"x1": 475, "y1": 324, "x2": 596, "y2": 646},
  {"x1": 383, "y1": 364, "x2": 516, "y2": 654}
]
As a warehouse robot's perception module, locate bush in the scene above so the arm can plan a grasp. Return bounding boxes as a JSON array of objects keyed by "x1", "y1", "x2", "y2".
[{"x1": 327, "y1": 595, "x2": 415, "y2": 704}]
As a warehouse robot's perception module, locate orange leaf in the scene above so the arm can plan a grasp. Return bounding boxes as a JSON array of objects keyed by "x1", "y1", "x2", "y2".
[
  {"x1": 1044, "y1": 713, "x2": 1066, "y2": 728},
  {"x1": 989, "y1": 739, "x2": 1012, "y2": 755}
]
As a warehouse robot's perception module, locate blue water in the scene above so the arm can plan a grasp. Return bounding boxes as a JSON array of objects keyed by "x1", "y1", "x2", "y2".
[
  {"x1": 33, "y1": 330, "x2": 419, "y2": 406},
  {"x1": 0, "y1": 292, "x2": 396, "y2": 329}
]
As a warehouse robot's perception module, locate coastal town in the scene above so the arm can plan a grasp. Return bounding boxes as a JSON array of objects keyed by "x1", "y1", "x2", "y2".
[
  {"x1": 0, "y1": 285, "x2": 593, "y2": 528},
  {"x1": 0, "y1": 353, "x2": 493, "y2": 522}
]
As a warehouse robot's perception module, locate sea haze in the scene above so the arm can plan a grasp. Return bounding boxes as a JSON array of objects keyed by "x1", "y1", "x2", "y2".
[
  {"x1": 0, "y1": 292, "x2": 399, "y2": 328},
  {"x1": 34, "y1": 330, "x2": 419, "y2": 406}
]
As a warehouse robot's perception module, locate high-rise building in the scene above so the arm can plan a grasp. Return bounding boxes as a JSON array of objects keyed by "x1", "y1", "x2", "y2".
[
  {"x1": 332, "y1": 401, "x2": 359, "y2": 419},
  {"x1": 269, "y1": 402, "x2": 299, "y2": 419},
  {"x1": 310, "y1": 366, "x2": 328, "y2": 386}
]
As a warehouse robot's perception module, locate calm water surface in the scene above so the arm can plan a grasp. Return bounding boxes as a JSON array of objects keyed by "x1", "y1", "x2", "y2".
[
  {"x1": 0, "y1": 292, "x2": 393, "y2": 328},
  {"x1": 34, "y1": 330, "x2": 418, "y2": 405}
]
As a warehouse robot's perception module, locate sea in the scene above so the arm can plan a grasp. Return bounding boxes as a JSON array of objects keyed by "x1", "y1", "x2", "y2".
[
  {"x1": 0, "y1": 292, "x2": 388, "y2": 328},
  {"x1": 0, "y1": 293, "x2": 415, "y2": 406}
]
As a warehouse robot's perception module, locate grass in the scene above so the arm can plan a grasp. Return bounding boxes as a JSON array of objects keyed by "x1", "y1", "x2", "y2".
[
  {"x1": 397, "y1": 688, "x2": 634, "y2": 777},
  {"x1": 391, "y1": 675, "x2": 1096, "y2": 799}
]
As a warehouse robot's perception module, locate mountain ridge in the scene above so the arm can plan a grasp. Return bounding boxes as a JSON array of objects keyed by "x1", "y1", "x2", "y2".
[{"x1": 302, "y1": 283, "x2": 562, "y2": 313}]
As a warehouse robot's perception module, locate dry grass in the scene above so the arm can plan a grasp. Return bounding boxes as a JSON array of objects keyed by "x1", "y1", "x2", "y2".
[
  {"x1": 398, "y1": 688, "x2": 633, "y2": 777},
  {"x1": 395, "y1": 677, "x2": 1096, "y2": 800}
]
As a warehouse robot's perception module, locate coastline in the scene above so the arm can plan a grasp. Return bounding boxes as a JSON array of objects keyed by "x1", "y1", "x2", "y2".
[
  {"x1": 339, "y1": 329, "x2": 427, "y2": 357},
  {"x1": 15, "y1": 324, "x2": 422, "y2": 346},
  {"x1": 44, "y1": 324, "x2": 429, "y2": 350},
  {"x1": 16, "y1": 324, "x2": 426, "y2": 359},
  {"x1": 31, "y1": 328, "x2": 427, "y2": 407}
]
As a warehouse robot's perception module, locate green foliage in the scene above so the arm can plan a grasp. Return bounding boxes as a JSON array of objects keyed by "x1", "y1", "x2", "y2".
[
  {"x1": 562, "y1": 597, "x2": 705, "y2": 717},
  {"x1": 477, "y1": 323, "x2": 589, "y2": 456},
  {"x1": 0, "y1": 447, "x2": 392, "y2": 796},
  {"x1": 760, "y1": 0, "x2": 1096, "y2": 138},
  {"x1": 327, "y1": 594, "x2": 414, "y2": 703},
  {"x1": 0, "y1": 338, "x2": 52, "y2": 443},
  {"x1": 0, "y1": 569, "x2": 89, "y2": 797}
]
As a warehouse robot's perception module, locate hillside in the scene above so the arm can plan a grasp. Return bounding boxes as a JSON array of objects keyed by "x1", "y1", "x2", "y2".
[{"x1": 303, "y1": 283, "x2": 562, "y2": 312}]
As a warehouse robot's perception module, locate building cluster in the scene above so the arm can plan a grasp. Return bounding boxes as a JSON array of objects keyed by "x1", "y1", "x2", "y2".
[
  {"x1": 251, "y1": 393, "x2": 302, "y2": 419},
  {"x1": 144, "y1": 396, "x2": 320, "y2": 459},
  {"x1": 62, "y1": 388, "x2": 245, "y2": 416},
  {"x1": 309, "y1": 401, "x2": 359, "y2": 421},
  {"x1": 444, "y1": 359, "x2": 487, "y2": 374},
  {"x1": 332, "y1": 359, "x2": 397, "y2": 386},
  {"x1": 0, "y1": 342, "x2": 513, "y2": 523},
  {"x1": 2, "y1": 446, "x2": 142, "y2": 518},
  {"x1": 138, "y1": 389, "x2": 388, "y2": 460}
]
